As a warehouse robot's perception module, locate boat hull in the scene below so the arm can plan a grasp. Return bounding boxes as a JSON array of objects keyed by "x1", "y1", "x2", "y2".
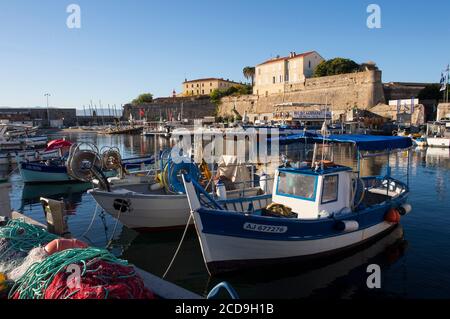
[
  {"x1": 192, "y1": 196, "x2": 408, "y2": 275},
  {"x1": 90, "y1": 186, "x2": 263, "y2": 232},
  {"x1": 427, "y1": 137, "x2": 450, "y2": 148},
  {"x1": 89, "y1": 189, "x2": 192, "y2": 231},
  {"x1": 19, "y1": 155, "x2": 154, "y2": 183},
  {"x1": 19, "y1": 162, "x2": 74, "y2": 183}
]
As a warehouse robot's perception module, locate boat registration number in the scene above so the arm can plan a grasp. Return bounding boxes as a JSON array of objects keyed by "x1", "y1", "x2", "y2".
[{"x1": 243, "y1": 223, "x2": 287, "y2": 234}]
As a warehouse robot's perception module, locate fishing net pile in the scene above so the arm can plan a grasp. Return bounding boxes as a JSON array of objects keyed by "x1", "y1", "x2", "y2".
[
  {"x1": 0, "y1": 219, "x2": 57, "y2": 276},
  {"x1": 0, "y1": 219, "x2": 154, "y2": 299}
]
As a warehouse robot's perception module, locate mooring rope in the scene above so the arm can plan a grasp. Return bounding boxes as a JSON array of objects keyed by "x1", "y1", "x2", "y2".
[{"x1": 162, "y1": 214, "x2": 192, "y2": 279}]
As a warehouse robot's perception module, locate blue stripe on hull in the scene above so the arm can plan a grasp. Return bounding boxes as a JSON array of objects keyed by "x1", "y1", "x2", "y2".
[{"x1": 197, "y1": 195, "x2": 407, "y2": 242}]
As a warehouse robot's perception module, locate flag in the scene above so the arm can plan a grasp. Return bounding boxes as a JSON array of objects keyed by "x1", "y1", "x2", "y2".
[
  {"x1": 139, "y1": 108, "x2": 145, "y2": 117},
  {"x1": 440, "y1": 72, "x2": 447, "y2": 91},
  {"x1": 440, "y1": 65, "x2": 450, "y2": 92},
  {"x1": 411, "y1": 97, "x2": 414, "y2": 114}
]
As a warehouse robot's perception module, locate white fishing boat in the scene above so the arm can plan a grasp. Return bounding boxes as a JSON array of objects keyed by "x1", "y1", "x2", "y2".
[
  {"x1": 183, "y1": 134, "x2": 413, "y2": 275},
  {"x1": 426, "y1": 121, "x2": 450, "y2": 148},
  {"x1": 87, "y1": 153, "x2": 267, "y2": 232}
]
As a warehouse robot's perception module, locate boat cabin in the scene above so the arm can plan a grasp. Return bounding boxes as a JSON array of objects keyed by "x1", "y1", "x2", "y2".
[{"x1": 272, "y1": 164, "x2": 354, "y2": 219}]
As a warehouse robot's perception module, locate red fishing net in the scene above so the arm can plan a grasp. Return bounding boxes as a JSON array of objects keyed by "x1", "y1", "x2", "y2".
[{"x1": 43, "y1": 259, "x2": 155, "y2": 299}]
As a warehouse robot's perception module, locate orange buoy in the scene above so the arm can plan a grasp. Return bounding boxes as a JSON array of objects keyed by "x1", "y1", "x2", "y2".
[
  {"x1": 44, "y1": 239, "x2": 88, "y2": 256},
  {"x1": 385, "y1": 208, "x2": 401, "y2": 224}
]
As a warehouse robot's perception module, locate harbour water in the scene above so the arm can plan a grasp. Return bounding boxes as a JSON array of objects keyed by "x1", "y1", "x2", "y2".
[{"x1": 6, "y1": 132, "x2": 450, "y2": 299}]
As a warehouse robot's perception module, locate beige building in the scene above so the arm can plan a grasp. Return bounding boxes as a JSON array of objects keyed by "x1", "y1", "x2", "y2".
[
  {"x1": 254, "y1": 51, "x2": 324, "y2": 96},
  {"x1": 182, "y1": 78, "x2": 242, "y2": 96}
]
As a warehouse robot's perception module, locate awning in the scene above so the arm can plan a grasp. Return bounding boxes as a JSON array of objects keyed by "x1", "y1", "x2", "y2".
[{"x1": 272, "y1": 133, "x2": 412, "y2": 151}]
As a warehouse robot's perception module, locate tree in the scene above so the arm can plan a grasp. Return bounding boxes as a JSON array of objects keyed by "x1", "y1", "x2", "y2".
[
  {"x1": 418, "y1": 84, "x2": 446, "y2": 101},
  {"x1": 243, "y1": 66, "x2": 255, "y2": 86},
  {"x1": 210, "y1": 85, "x2": 252, "y2": 105},
  {"x1": 313, "y1": 58, "x2": 360, "y2": 77},
  {"x1": 132, "y1": 93, "x2": 153, "y2": 104}
]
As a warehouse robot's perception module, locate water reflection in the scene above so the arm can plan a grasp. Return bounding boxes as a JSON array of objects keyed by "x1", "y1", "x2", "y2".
[{"x1": 204, "y1": 225, "x2": 408, "y2": 299}]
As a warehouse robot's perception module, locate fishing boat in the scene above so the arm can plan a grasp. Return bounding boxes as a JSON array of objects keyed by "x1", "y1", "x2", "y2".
[
  {"x1": 182, "y1": 134, "x2": 413, "y2": 275},
  {"x1": 0, "y1": 149, "x2": 60, "y2": 165},
  {"x1": 88, "y1": 153, "x2": 267, "y2": 232},
  {"x1": 426, "y1": 121, "x2": 450, "y2": 148},
  {"x1": 19, "y1": 152, "x2": 155, "y2": 184}
]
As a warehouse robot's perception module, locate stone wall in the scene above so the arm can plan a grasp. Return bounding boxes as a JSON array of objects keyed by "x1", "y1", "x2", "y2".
[
  {"x1": 218, "y1": 70, "x2": 385, "y2": 120},
  {"x1": 370, "y1": 103, "x2": 425, "y2": 125},
  {"x1": 123, "y1": 96, "x2": 217, "y2": 121}
]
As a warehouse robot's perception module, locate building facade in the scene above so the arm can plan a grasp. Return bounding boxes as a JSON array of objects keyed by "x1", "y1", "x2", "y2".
[
  {"x1": 182, "y1": 78, "x2": 242, "y2": 96},
  {"x1": 254, "y1": 51, "x2": 324, "y2": 96}
]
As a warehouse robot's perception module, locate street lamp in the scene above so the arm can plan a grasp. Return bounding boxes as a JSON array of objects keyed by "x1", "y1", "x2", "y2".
[{"x1": 44, "y1": 93, "x2": 51, "y2": 127}]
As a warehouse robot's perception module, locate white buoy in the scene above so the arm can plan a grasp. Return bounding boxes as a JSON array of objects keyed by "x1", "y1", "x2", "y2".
[
  {"x1": 216, "y1": 181, "x2": 227, "y2": 200},
  {"x1": 150, "y1": 182, "x2": 164, "y2": 191},
  {"x1": 0, "y1": 180, "x2": 11, "y2": 218},
  {"x1": 399, "y1": 203, "x2": 412, "y2": 216},
  {"x1": 336, "y1": 220, "x2": 359, "y2": 233},
  {"x1": 260, "y1": 173, "x2": 269, "y2": 194}
]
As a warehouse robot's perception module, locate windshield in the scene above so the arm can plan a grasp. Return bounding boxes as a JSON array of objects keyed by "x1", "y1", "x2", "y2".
[{"x1": 277, "y1": 172, "x2": 317, "y2": 200}]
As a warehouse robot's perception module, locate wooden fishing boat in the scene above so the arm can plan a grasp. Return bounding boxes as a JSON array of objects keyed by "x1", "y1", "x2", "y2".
[
  {"x1": 19, "y1": 155, "x2": 155, "y2": 183},
  {"x1": 183, "y1": 134, "x2": 413, "y2": 275}
]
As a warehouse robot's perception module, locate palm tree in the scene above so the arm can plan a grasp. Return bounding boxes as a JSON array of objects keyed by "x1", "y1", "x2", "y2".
[{"x1": 242, "y1": 66, "x2": 255, "y2": 86}]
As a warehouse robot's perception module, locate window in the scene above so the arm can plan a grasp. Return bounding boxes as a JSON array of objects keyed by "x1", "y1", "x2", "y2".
[
  {"x1": 202, "y1": 90, "x2": 204, "y2": 94},
  {"x1": 273, "y1": 76, "x2": 276, "y2": 84},
  {"x1": 202, "y1": 83, "x2": 204, "y2": 87},
  {"x1": 280, "y1": 75, "x2": 282, "y2": 82},
  {"x1": 210, "y1": 89, "x2": 212, "y2": 93},
  {"x1": 191, "y1": 84, "x2": 194, "y2": 88},
  {"x1": 277, "y1": 172, "x2": 317, "y2": 200},
  {"x1": 210, "y1": 82, "x2": 212, "y2": 86},
  {"x1": 321, "y1": 175, "x2": 338, "y2": 203},
  {"x1": 308, "y1": 61, "x2": 311, "y2": 69}
]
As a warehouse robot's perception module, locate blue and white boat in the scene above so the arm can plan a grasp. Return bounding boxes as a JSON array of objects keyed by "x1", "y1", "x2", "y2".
[
  {"x1": 183, "y1": 135, "x2": 413, "y2": 275},
  {"x1": 19, "y1": 155, "x2": 155, "y2": 184}
]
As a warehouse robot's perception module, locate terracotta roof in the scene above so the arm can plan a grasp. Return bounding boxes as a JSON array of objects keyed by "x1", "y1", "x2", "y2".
[
  {"x1": 182, "y1": 78, "x2": 240, "y2": 84},
  {"x1": 256, "y1": 51, "x2": 317, "y2": 67}
]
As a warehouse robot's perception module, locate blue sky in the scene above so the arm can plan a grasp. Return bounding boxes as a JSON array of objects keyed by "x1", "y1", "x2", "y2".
[{"x1": 0, "y1": 0, "x2": 449, "y2": 108}]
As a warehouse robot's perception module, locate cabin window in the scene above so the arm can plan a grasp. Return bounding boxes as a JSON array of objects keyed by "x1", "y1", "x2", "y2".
[
  {"x1": 321, "y1": 175, "x2": 339, "y2": 204},
  {"x1": 276, "y1": 172, "x2": 317, "y2": 201}
]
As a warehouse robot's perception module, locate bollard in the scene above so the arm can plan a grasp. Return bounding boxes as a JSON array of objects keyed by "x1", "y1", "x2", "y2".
[{"x1": 40, "y1": 197, "x2": 71, "y2": 238}]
